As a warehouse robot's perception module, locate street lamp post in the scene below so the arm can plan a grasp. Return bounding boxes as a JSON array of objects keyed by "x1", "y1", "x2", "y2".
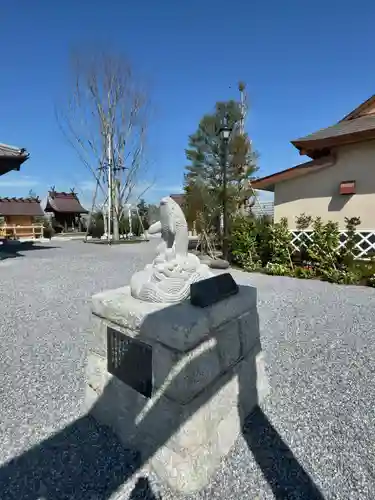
[{"x1": 218, "y1": 116, "x2": 232, "y2": 261}]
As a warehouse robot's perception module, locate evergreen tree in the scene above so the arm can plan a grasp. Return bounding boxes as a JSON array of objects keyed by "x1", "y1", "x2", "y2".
[
  {"x1": 184, "y1": 100, "x2": 258, "y2": 228},
  {"x1": 137, "y1": 198, "x2": 150, "y2": 230}
]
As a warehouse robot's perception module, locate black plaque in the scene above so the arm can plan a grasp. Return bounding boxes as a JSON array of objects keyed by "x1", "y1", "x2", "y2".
[
  {"x1": 190, "y1": 273, "x2": 239, "y2": 308},
  {"x1": 107, "y1": 327, "x2": 152, "y2": 398}
]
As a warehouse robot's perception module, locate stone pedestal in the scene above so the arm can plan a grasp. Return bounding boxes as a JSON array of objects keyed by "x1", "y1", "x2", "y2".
[{"x1": 84, "y1": 284, "x2": 269, "y2": 494}]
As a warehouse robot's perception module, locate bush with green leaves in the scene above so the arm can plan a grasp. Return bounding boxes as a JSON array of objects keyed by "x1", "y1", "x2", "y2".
[
  {"x1": 293, "y1": 266, "x2": 315, "y2": 280},
  {"x1": 51, "y1": 220, "x2": 64, "y2": 234},
  {"x1": 303, "y1": 216, "x2": 364, "y2": 284},
  {"x1": 230, "y1": 215, "x2": 261, "y2": 271},
  {"x1": 255, "y1": 215, "x2": 273, "y2": 267},
  {"x1": 265, "y1": 262, "x2": 291, "y2": 276},
  {"x1": 89, "y1": 223, "x2": 104, "y2": 239},
  {"x1": 229, "y1": 210, "x2": 374, "y2": 287},
  {"x1": 340, "y1": 216, "x2": 361, "y2": 267},
  {"x1": 88, "y1": 211, "x2": 105, "y2": 239},
  {"x1": 42, "y1": 220, "x2": 55, "y2": 239},
  {"x1": 295, "y1": 213, "x2": 312, "y2": 230},
  {"x1": 119, "y1": 215, "x2": 144, "y2": 237},
  {"x1": 269, "y1": 217, "x2": 293, "y2": 269},
  {"x1": 307, "y1": 218, "x2": 340, "y2": 279},
  {"x1": 294, "y1": 213, "x2": 313, "y2": 265}
]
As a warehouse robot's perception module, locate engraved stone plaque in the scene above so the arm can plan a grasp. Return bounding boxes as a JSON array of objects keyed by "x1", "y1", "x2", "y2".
[
  {"x1": 107, "y1": 327, "x2": 152, "y2": 398},
  {"x1": 190, "y1": 273, "x2": 239, "y2": 308}
]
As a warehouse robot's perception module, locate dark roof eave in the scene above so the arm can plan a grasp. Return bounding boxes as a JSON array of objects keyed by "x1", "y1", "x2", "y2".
[
  {"x1": 0, "y1": 210, "x2": 43, "y2": 216},
  {"x1": 253, "y1": 184, "x2": 275, "y2": 193},
  {"x1": 0, "y1": 153, "x2": 30, "y2": 176},
  {"x1": 252, "y1": 156, "x2": 335, "y2": 190}
]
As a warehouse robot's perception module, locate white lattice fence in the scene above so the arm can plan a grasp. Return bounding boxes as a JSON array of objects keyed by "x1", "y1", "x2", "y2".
[{"x1": 290, "y1": 230, "x2": 375, "y2": 259}]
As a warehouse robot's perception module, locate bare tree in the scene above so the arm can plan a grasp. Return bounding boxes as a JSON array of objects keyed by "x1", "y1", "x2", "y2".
[{"x1": 56, "y1": 49, "x2": 152, "y2": 240}]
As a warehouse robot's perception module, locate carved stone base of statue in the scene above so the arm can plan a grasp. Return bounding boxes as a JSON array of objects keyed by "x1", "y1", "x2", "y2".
[
  {"x1": 84, "y1": 285, "x2": 269, "y2": 494},
  {"x1": 130, "y1": 252, "x2": 213, "y2": 303}
]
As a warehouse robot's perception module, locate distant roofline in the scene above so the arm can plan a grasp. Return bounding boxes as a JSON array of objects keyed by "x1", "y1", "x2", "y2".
[
  {"x1": 339, "y1": 94, "x2": 375, "y2": 122},
  {"x1": 0, "y1": 143, "x2": 26, "y2": 152},
  {"x1": 292, "y1": 94, "x2": 375, "y2": 157},
  {"x1": 0, "y1": 196, "x2": 40, "y2": 202}
]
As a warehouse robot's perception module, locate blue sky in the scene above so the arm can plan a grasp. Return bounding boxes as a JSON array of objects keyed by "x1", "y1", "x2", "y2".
[{"x1": 1, "y1": 0, "x2": 375, "y2": 207}]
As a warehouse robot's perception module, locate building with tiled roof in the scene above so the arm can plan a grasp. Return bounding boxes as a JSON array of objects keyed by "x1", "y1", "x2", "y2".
[
  {"x1": 44, "y1": 190, "x2": 88, "y2": 232},
  {"x1": 252, "y1": 94, "x2": 375, "y2": 230},
  {"x1": 0, "y1": 197, "x2": 44, "y2": 239}
]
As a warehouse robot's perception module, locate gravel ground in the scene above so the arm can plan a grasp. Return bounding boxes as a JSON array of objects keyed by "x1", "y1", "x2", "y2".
[{"x1": 0, "y1": 240, "x2": 374, "y2": 499}]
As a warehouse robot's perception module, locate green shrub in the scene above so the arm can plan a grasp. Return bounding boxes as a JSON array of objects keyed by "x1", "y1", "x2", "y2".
[
  {"x1": 294, "y1": 213, "x2": 313, "y2": 266},
  {"x1": 255, "y1": 216, "x2": 273, "y2": 267},
  {"x1": 229, "y1": 210, "x2": 375, "y2": 287},
  {"x1": 52, "y1": 220, "x2": 64, "y2": 234},
  {"x1": 88, "y1": 211, "x2": 105, "y2": 239},
  {"x1": 264, "y1": 262, "x2": 291, "y2": 276},
  {"x1": 131, "y1": 215, "x2": 144, "y2": 237},
  {"x1": 230, "y1": 215, "x2": 261, "y2": 271},
  {"x1": 308, "y1": 218, "x2": 340, "y2": 276},
  {"x1": 88, "y1": 220, "x2": 104, "y2": 239},
  {"x1": 119, "y1": 215, "x2": 144, "y2": 237},
  {"x1": 355, "y1": 259, "x2": 375, "y2": 278},
  {"x1": 43, "y1": 226, "x2": 55, "y2": 239},
  {"x1": 352, "y1": 259, "x2": 375, "y2": 286},
  {"x1": 269, "y1": 217, "x2": 293, "y2": 269},
  {"x1": 295, "y1": 213, "x2": 312, "y2": 230},
  {"x1": 321, "y1": 268, "x2": 360, "y2": 285},
  {"x1": 293, "y1": 266, "x2": 315, "y2": 279},
  {"x1": 340, "y1": 216, "x2": 361, "y2": 268}
]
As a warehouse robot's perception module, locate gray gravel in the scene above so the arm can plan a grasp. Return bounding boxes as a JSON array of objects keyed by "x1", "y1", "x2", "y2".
[{"x1": 0, "y1": 240, "x2": 374, "y2": 499}]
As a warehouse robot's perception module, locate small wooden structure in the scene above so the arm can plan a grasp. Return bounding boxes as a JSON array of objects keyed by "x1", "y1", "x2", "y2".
[
  {"x1": 0, "y1": 197, "x2": 44, "y2": 239},
  {"x1": 44, "y1": 189, "x2": 88, "y2": 232}
]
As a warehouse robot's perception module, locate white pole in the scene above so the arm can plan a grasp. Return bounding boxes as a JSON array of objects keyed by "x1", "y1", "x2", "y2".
[
  {"x1": 107, "y1": 130, "x2": 112, "y2": 242},
  {"x1": 128, "y1": 205, "x2": 132, "y2": 236}
]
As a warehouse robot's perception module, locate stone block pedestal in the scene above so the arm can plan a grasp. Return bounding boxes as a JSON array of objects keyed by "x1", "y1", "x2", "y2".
[{"x1": 84, "y1": 284, "x2": 269, "y2": 494}]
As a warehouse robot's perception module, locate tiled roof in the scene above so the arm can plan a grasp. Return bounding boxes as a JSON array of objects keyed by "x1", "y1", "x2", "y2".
[
  {"x1": 0, "y1": 197, "x2": 44, "y2": 216},
  {"x1": 0, "y1": 143, "x2": 28, "y2": 157},
  {"x1": 0, "y1": 143, "x2": 29, "y2": 175},
  {"x1": 292, "y1": 115, "x2": 375, "y2": 148},
  {"x1": 45, "y1": 192, "x2": 88, "y2": 214}
]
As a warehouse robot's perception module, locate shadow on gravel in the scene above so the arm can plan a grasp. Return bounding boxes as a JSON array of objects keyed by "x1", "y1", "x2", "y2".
[
  {"x1": 0, "y1": 286, "x2": 325, "y2": 500},
  {"x1": 0, "y1": 415, "x2": 141, "y2": 500},
  {"x1": 0, "y1": 407, "x2": 325, "y2": 500},
  {"x1": 128, "y1": 477, "x2": 160, "y2": 499},
  {"x1": 0, "y1": 241, "x2": 59, "y2": 260},
  {"x1": 242, "y1": 408, "x2": 325, "y2": 500}
]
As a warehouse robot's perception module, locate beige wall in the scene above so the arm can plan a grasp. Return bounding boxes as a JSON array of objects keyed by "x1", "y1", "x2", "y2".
[{"x1": 274, "y1": 140, "x2": 375, "y2": 230}]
